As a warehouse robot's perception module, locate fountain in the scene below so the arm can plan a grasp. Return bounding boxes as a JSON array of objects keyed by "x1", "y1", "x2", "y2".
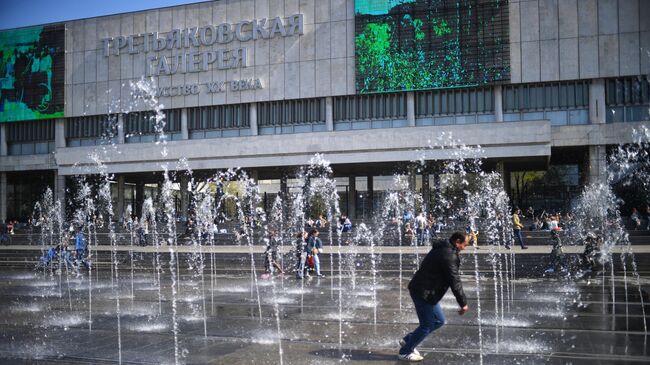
[{"x1": 3, "y1": 77, "x2": 648, "y2": 365}]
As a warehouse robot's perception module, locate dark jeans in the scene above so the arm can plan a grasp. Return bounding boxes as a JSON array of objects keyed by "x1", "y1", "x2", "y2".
[
  {"x1": 513, "y1": 229, "x2": 526, "y2": 248},
  {"x1": 399, "y1": 291, "x2": 446, "y2": 355},
  {"x1": 77, "y1": 249, "x2": 90, "y2": 269}
]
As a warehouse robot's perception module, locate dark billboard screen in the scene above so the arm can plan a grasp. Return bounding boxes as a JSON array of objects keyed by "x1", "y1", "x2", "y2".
[{"x1": 355, "y1": 0, "x2": 510, "y2": 93}]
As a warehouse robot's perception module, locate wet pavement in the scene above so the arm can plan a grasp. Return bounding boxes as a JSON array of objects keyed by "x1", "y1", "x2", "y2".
[{"x1": 0, "y1": 256, "x2": 649, "y2": 364}]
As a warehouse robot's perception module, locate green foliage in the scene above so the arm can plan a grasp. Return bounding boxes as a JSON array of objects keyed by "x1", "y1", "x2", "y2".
[{"x1": 355, "y1": 0, "x2": 509, "y2": 93}]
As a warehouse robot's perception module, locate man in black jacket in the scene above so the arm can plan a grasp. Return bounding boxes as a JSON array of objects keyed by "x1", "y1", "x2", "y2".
[{"x1": 398, "y1": 232, "x2": 470, "y2": 361}]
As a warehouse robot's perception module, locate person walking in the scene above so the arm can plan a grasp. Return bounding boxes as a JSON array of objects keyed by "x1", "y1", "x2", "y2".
[
  {"x1": 306, "y1": 228, "x2": 324, "y2": 277},
  {"x1": 397, "y1": 232, "x2": 470, "y2": 361},
  {"x1": 415, "y1": 212, "x2": 427, "y2": 246},
  {"x1": 510, "y1": 207, "x2": 528, "y2": 249},
  {"x1": 75, "y1": 228, "x2": 90, "y2": 270}
]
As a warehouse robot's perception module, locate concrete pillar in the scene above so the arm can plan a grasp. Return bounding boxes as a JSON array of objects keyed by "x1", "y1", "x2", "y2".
[
  {"x1": 347, "y1": 176, "x2": 356, "y2": 219},
  {"x1": 406, "y1": 92, "x2": 416, "y2": 127},
  {"x1": 179, "y1": 175, "x2": 189, "y2": 220},
  {"x1": 589, "y1": 79, "x2": 606, "y2": 124},
  {"x1": 494, "y1": 85, "x2": 504, "y2": 122},
  {"x1": 116, "y1": 175, "x2": 125, "y2": 222},
  {"x1": 325, "y1": 96, "x2": 334, "y2": 131},
  {"x1": 496, "y1": 162, "x2": 511, "y2": 198},
  {"x1": 0, "y1": 173, "x2": 6, "y2": 222},
  {"x1": 54, "y1": 173, "x2": 66, "y2": 206},
  {"x1": 422, "y1": 172, "x2": 430, "y2": 214},
  {"x1": 181, "y1": 108, "x2": 189, "y2": 140},
  {"x1": 249, "y1": 169, "x2": 258, "y2": 182},
  {"x1": 280, "y1": 174, "x2": 288, "y2": 198},
  {"x1": 588, "y1": 145, "x2": 607, "y2": 184},
  {"x1": 55, "y1": 119, "x2": 66, "y2": 148},
  {"x1": 117, "y1": 114, "x2": 125, "y2": 144},
  {"x1": 135, "y1": 182, "x2": 145, "y2": 218},
  {"x1": 408, "y1": 165, "x2": 417, "y2": 191},
  {"x1": 367, "y1": 175, "x2": 374, "y2": 217},
  {"x1": 249, "y1": 103, "x2": 258, "y2": 136},
  {"x1": 0, "y1": 124, "x2": 7, "y2": 156}
]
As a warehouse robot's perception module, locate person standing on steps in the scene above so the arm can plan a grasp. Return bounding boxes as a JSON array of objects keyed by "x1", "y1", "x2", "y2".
[
  {"x1": 397, "y1": 232, "x2": 470, "y2": 362},
  {"x1": 511, "y1": 207, "x2": 528, "y2": 249}
]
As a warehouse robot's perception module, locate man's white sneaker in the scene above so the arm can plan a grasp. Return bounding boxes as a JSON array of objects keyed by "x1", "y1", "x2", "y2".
[
  {"x1": 397, "y1": 352, "x2": 424, "y2": 362},
  {"x1": 398, "y1": 340, "x2": 420, "y2": 356}
]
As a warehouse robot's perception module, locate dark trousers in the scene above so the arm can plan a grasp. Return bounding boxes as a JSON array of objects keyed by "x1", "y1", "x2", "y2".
[
  {"x1": 77, "y1": 249, "x2": 90, "y2": 269},
  {"x1": 399, "y1": 291, "x2": 446, "y2": 355},
  {"x1": 513, "y1": 229, "x2": 526, "y2": 248}
]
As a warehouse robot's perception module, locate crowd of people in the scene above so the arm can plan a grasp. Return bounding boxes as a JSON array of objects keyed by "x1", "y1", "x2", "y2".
[
  {"x1": 401, "y1": 211, "x2": 446, "y2": 246},
  {"x1": 36, "y1": 227, "x2": 91, "y2": 273}
]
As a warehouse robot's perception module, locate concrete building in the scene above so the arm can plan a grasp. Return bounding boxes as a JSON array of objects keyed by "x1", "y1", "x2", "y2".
[{"x1": 0, "y1": 0, "x2": 649, "y2": 221}]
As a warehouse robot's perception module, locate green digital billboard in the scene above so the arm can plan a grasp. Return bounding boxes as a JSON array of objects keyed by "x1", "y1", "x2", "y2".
[
  {"x1": 355, "y1": 0, "x2": 510, "y2": 93},
  {"x1": 0, "y1": 24, "x2": 64, "y2": 122}
]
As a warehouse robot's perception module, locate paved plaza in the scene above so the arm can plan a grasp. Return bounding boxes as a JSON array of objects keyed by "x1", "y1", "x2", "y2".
[{"x1": 0, "y1": 246, "x2": 648, "y2": 364}]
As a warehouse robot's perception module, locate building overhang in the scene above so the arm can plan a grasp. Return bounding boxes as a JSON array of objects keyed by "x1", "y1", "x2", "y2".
[{"x1": 52, "y1": 120, "x2": 552, "y2": 175}]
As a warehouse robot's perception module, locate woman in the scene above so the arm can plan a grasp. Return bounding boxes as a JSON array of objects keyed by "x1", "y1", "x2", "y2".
[{"x1": 306, "y1": 228, "x2": 324, "y2": 277}]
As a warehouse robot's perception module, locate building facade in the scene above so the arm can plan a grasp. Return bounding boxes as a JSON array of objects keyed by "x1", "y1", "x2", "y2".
[{"x1": 0, "y1": 0, "x2": 649, "y2": 221}]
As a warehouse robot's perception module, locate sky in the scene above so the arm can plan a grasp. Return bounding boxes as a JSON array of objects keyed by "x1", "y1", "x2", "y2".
[{"x1": 0, "y1": 0, "x2": 208, "y2": 30}]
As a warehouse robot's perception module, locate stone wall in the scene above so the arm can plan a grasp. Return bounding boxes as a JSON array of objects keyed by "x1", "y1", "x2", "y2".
[{"x1": 509, "y1": 0, "x2": 650, "y2": 83}]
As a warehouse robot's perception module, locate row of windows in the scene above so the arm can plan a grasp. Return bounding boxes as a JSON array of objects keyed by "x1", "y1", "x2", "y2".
[
  {"x1": 5, "y1": 119, "x2": 54, "y2": 142},
  {"x1": 257, "y1": 98, "x2": 324, "y2": 126},
  {"x1": 66, "y1": 115, "x2": 117, "y2": 139},
  {"x1": 333, "y1": 93, "x2": 406, "y2": 121},
  {"x1": 416, "y1": 87, "x2": 494, "y2": 116},
  {"x1": 125, "y1": 109, "x2": 181, "y2": 135},
  {"x1": 503, "y1": 81, "x2": 590, "y2": 111},
  {"x1": 606, "y1": 76, "x2": 650, "y2": 106},
  {"x1": 188, "y1": 104, "x2": 250, "y2": 130},
  {"x1": 5, "y1": 78, "x2": 649, "y2": 145}
]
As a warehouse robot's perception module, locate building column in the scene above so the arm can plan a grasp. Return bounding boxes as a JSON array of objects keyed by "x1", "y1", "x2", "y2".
[
  {"x1": 588, "y1": 145, "x2": 607, "y2": 184},
  {"x1": 496, "y1": 162, "x2": 511, "y2": 198},
  {"x1": 367, "y1": 175, "x2": 374, "y2": 217},
  {"x1": 406, "y1": 92, "x2": 416, "y2": 127},
  {"x1": 589, "y1": 79, "x2": 606, "y2": 124},
  {"x1": 325, "y1": 96, "x2": 334, "y2": 131},
  {"x1": 0, "y1": 124, "x2": 7, "y2": 156},
  {"x1": 249, "y1": 102, "x2": 258, "y2": 136},
  {"x1": 117, "y1": 114, "x2": 125, "y2": 144},
  {"x1": 249, "y1": 169, "x2": 258, "y2": 182},
  {"x1": 54, "y1": 172, "x2": 66, "y2": 206},
  {"x1": 116, "y1": 175, "x2": 125, "y2": 222},
  {"x1": 347, "y1": 176, "x2": 356, "y2": 219},
  {"x1": 280, "y1": 174, "x2": 288, "y2": 198},
  {"x1": 135, "y1": 182, "x2": 145, "y2": 218},
  {"x1": 494, "y1": 85, "x2": 504, "y2": 122},
  {"x1": 408, "y1": 165, "x2": 417, "y2": 192},
  {"x1": 181, "y1": 108, "x2": 189, "y2": 140},
  {"x1": 0, "y1": 173, "x2": 6, "y2": 222},
  {"x1": 179, "y1": 175, "x2": 189, "y2": 220},
  {"x1": 432, "y1": 172, "x2": 441, "y2": 212},
  {"x1": 55, "y1": 119, "x2": 66, "y2": 148},
  {"x1": 279, "y1": 173, "x2": 289, "y2": 218},
  {"x1": 422, "y1": 172, "x2": 430, "y2": 214}
]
